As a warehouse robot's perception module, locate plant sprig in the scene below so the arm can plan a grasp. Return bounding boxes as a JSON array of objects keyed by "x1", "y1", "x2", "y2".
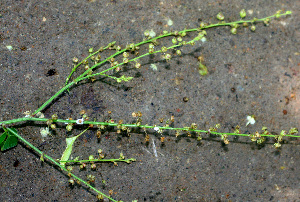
[{"x1": 0, "y1": 9, "x2": 296, "y2": 202}]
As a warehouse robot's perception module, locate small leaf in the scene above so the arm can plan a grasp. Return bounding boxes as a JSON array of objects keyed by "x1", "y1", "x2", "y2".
[
  {"x1": 60, "y1": 128, "x2": 89, "y2": 167},
  {"x1": 1, "y1": 128, "x2": 19, "y2": 151},
  {"x1": 60, "y1": 135, "x2": 80, "y2": 167},
  {"x1": 0, "y1": 131, "x2": 8, "y2": 145},
  {"x1": 1, "y1": 130, "x2": 18, "y2": 151}
]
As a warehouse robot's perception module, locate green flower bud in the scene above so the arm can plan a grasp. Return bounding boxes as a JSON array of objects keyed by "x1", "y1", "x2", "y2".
[
  {"x1": 176, "y1": 50, "x2": 181, "y2": 55},
  {"x1": 165, "y1": 53, "x2": 172, "y2": 61},
  {"x1": 51, "y1": 114, "x2": 58, "y2": 120},
  {"x1": 180, "y1": 32, "x2": 186, "y2": 37},
  {"x1": 66, "y1": 124, "x2": 73, "y2": 131},
  {"x1": 231, "y1": 27, "x2": 237, "y2": 35},
  {"x1": 144, "y1": 30, "x2": 150, "y2": 37},
  {"x1": 123, "y1": 52, "x2": 129, "y2": 58},
  {"x1": 172, "y1": 37, "x2": 177, "y2": 44},
  {"x1": 161, "y1": 46, "x2": 168, "y2": 52},
  {"x1": 216, "y1": 12, "x2": 225, "y2": 21},
  {"x1": 149, "y1": 43, "x2": 154, "y2": 49},
  {"x1": 72, "y1": 57, "x2": 79, "y2": 63},
  {"x1": 240, "y1": 9, "x2": 246, "y2": 18}
]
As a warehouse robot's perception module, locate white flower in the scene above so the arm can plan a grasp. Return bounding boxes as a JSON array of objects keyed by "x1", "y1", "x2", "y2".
[
  {"x1": 246, "y1": 115, "x2": 256, "y2": 126},
  {"x1": 76, "y1": 118, "x2": 84, "y2": 124},
  {"x1": 149, "y1": 29, "x2": 156, "y2": 38},
  {"x1": 154, "y1": 126, "x2": 160, "y2": 132},
  {"x1": 23, "y1": 110, "x2": 32, "y2": 118},
  {"x1": 40, "y1": 127, "x2": 50, "y2": 138}
]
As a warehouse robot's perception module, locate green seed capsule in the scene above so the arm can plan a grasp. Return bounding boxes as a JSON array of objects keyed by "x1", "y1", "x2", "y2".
[
  {"x1": 231, "y1": 27, "x2": 237, "y2": 35},
  {"x1": 240, "y1": 9, "x2": 246, "y2": 18},
  {"x1": 216, "y1": 12, "x2": 225, "y2": 21}
]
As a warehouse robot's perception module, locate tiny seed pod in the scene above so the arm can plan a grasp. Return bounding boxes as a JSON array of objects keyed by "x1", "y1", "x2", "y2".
[
  {"x1": 52, "y1": 114, "x2": 58, "y2": 120},
  {"x1": 177, "y1": 37, "x2": 182, "y2": 42},
  {"x1": 129, "y1": 43, "x2": 135, "y2": 50},
  {"x1": 240, "y1": 9, "x2": 246, "y2": 18},
  {"x1": 165, "y1": 53, "x2": 172, "y2": 61},
  {"x1": 176, "y1": 50, "x2": 181, "y2": 55},
  {"x1": 149, "y1": 48, "x2": 154, "y2": 54},
  {"x1": 137, "y1": 111, "x2": 142, "y2": 117},
  {"x1": 149, "y1": 43, "x2": 154, "y2": 49},
  {"x1": 112, "y1": 61, "x2": 119, "y2": 67},
  {"x1": 97, "y1": 194, "x2": 104, "y2": 200},
  {"x1": 66, "y1": 124, "x2": 73, "y2": 131},
  {"x1": 135, "y1": 62, "x2": 141, "y2": 69},
  {"x1": 123, "y1": 58, "x2": 129, "y2": 63},
  {"x1": 95, "y1": 54, "x2": 101, "y2": 61},
  {"x1": 199, "y1": 22, "x2": 206, "y2": 28},
  {"x1": 231, "y1": 23, "x2": 239, "y2": 29},
  {"x1": 91, "y1": 164, "x2": 96, "y2": 170},
  {"x1": 80, "y1": 163, "x2": 86, "y2": 169},
  {"x1": 116, "y1": 45, "x2": 122, "y2": 51},
  {"x1": 144, "y1": 30, "x2": 150, "y2": 37},
  {"x1": 250, "y1": 25, "x2": 256, "y2": 32},
  {"x1": 50, "y1": 124, "x2": 56, "y2": 129},
  {"x1": 264, "y1": 18, "x2": 270, "y2": 26},
  {"x1": 89, "y1": 155, "x2": 94, "y2": 161},
  {"x1": 96, "y1": 130, "x2": 101, "y2": 138},
  {"x1": 216, "y1": 12, "x2": 225, "y2": 21},
  {"x1": 69, "y1": 178, "x2": 75, "y2": 186},
  {"x1": 72, "y1": 57, "x2": 79, "y2": 63},
  {"x1": 231, "y1": 27, "x2": 237, "y2": 35},
  {"x1": 98, "y1": 47, "x2": 104, "y2": 52},
  {"x1": 180, "y1": 31, "x2": 186, "y2": 37},
  {"x1": 172, "y1": 37, "x2": 177, "y2": 44},
  {"x1": 161, "y1": 46, "x2": 168, "y2": 52},
  {"x1": 88, "y1": 48, "x2": 93, "y2": 53},
  {"x1": 123, "y1": 52, "x2": 129, "y2": 58}
]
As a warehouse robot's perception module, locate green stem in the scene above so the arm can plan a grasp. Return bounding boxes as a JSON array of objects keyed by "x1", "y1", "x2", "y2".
[
  {"x1": 1, "y1": 118, "x2": 299, "y2": 138},
  {"x1": 60, "y1": 158, "x2": 136, "y2": 163},
  {"x1": 28, "y1": 11, "x2": 291, "y2": 117},
  {"x1": 6, "y1": 127, "x2": 116, "y2": 202},
  {"x1": 32, "y1": 81, "x2": 76, "y2": 116}
]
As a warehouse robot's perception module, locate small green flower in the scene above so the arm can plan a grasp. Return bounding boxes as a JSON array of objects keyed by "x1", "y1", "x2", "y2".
[
  {"x1": 240, "y1": 9, "x2": 246, "y2": 18},
  {"x1": 216, "y1": 12, "x2": 225, "y2": 21}
]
